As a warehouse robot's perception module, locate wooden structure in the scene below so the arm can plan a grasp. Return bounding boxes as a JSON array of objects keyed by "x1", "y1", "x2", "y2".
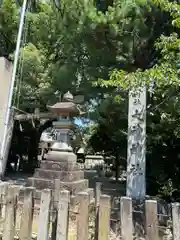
[
  {"x1": 14, "y1": 112, "x2": 53, "y2": 121},
  {"x1": 0, "y1": 182, "x2": 178, "y2": 240}
]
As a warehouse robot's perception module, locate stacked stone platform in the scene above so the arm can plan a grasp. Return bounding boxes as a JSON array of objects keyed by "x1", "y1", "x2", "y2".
[{"x1": 25, "y1": 157, "x2": 93, "y2": 202}]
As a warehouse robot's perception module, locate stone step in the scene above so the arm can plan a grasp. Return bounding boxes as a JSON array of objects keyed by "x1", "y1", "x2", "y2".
[
  {"x1": 40, "y1": 160, "x2": 80, "y2": 171},
  {"x1": 26, "y1": 177, "x2": 53, "y2": 190},
  {"x1": 34, "y1": 168, "x2": 84, "y2": 181},
  {"x1": 19, "y1": 187, "x2": 94, "y2": 207},
  {"x1": 70, "y1": 188, "x2": 94, "y2": 206},
  {"x1": 33, "y1": 188, "x2": 94, "y2": 206},
  {"x1": 26, "y1": 177, "x2": 89, "y2": 195}
]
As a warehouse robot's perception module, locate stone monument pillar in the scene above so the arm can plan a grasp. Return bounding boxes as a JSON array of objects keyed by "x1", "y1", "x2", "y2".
[
  {"x1": 27, "y1": 92, "x2": 90, "y2": 197},
  {"x1": 126, "y1": 87, "x2": 146, "y2": 199}
]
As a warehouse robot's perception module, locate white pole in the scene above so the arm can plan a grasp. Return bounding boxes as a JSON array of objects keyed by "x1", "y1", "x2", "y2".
[{"x1": 0, "y1": 0, "x2": 28, "y2": 161}]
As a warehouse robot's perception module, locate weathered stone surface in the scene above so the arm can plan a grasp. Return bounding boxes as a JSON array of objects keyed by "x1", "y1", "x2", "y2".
[
  {"x1": 46, "y1": 151, "x2": 77, "y2": 162},
  {"x1": 26, "y1": 177, "x2": 54, "y2": 190},
  {"x1": 40, "y1": 160, "x2": 79, "y2": 171},
  {"x1": 34, "y1": 168, "x2": 84, "y2": 181},
  {"x1": 61, "y1": 179, "x2": 89, "y2": 194},
  {"x1": 26, "y1": 177, "x2": 88, "y2": 195}
]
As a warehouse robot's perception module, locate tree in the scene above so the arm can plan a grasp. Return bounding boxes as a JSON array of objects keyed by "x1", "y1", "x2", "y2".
[
  {"x1": 96, "y1": 0, "x2": 180, "y2": 200},
  {"x1": 0, "y1": 0, "x2": 18, "y2": 58},
  {"x1": 88, "y1": 95, "x2": 127, "y2": 180},
  {"x1": 7, "y1": 117, "x2": 56, "y2": 173},
  {"x1": 1, "y1": 0, "x2": 175, "y2": 108},
  {"x1": 2, "y1": 0, "x2": 180, "y2": 198}
]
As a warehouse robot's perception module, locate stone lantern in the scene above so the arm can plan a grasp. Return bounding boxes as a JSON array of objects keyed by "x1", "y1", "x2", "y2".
[
  {"x1": 27, "y1": 91, "x2": 91, "y2": 199},
  {"x1": 46, "y1": 91, "x2": 79, "y2": 157}
]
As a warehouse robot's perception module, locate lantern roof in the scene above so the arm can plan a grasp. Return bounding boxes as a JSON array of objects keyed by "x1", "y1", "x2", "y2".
[
  {"x1": 47, "y1": 91, "x2": 79, "y2": 114},
  {"x1": 77, "y1": 147, "x2": 85, "y2": 154}
]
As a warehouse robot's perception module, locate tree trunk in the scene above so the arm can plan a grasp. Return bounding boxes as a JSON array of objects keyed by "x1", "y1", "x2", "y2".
[
  {"x1": 115, "y1": 154, "x2": 119, "y2": 181},
  {"x1": 27, "y1": 119, "x2": 56, "y2": 171}
]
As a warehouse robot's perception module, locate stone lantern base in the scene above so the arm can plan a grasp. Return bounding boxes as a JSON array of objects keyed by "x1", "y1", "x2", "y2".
[{"x1": 25, "y1": 148, "x2": 93, "y2": 201}]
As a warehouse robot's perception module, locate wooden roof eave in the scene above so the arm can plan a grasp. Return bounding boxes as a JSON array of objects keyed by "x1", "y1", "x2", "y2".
[{"x1": 14, "y1": 112, "x2": 54, "y2": 121}]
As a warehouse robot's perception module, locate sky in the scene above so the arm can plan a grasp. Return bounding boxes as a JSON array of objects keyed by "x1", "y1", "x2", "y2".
[{"x1": 74, "y1": 118, "x2": 83, "y2": 126}]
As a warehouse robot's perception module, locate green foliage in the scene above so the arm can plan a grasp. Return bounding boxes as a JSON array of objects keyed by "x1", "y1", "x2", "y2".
[
  {"x1": 96, "y1": 0, "x2": 180, "y2": 90},
  {"x1": 88, "y1": 95, "x2": 127, "y2": 159},
  {"x1": 2, "y1": 0, "x2": 180, "y2": 198},
  {"x1": 92, "y1": 0, "x2": 180, "y2": 199},
  {"x1": 0, "y1": 0, "x2": 175, "y2": 107},
  {"x1": 0, "y1": 0, "x2": 18, "y2": 56}
]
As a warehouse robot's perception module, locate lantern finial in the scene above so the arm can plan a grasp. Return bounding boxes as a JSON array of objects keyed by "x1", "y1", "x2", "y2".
[{"x1": 63, "y1": 91, "x2": 74, "y2": 102}]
